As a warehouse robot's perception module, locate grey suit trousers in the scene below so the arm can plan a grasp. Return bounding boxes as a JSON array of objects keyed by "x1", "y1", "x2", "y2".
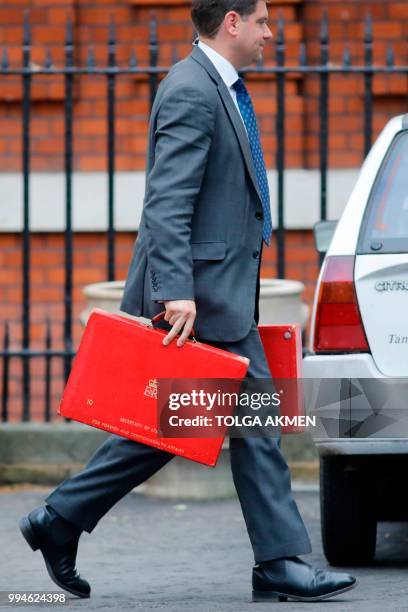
[{"x1": 45, "y1": 321, "x2": 312, "y2": 563}]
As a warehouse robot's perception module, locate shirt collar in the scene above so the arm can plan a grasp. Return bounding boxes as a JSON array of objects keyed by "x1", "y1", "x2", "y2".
[{"x1": 197, "y1": 39, "x2": 239, "y2": 89}]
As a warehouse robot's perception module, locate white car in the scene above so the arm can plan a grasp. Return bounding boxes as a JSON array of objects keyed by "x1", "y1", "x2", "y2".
[{"x1": 303, "y1": 113, "x2": 408, "y2": 566}]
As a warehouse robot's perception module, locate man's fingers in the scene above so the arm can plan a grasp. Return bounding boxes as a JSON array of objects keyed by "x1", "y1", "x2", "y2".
[
  {"x1": 176, "y1": 317, "x2": 195, "y2": 347},
  {"x1": 162, "y1": 314, "x2": 196, "y2": 347},
  {"x1": 161, "y1": 300, "x2": 196, "y2": 346},
  {"x1": 168, "y1": 313, "x2": 179, "y2": 327},
  {"x1": 162, "y1": 317, "x2": 185, "y2": 346}
]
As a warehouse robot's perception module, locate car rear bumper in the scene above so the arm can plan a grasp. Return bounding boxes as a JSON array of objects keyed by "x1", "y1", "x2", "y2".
[
  {"x1": 303, "y1": 353, "x2": 408, "y2": 455},
  {"x1": 315, "y1": 438, "x2": 408, "y2": 456},
  {"x1": 302, "y1": 352, "x2": 385, "y2": 378}
]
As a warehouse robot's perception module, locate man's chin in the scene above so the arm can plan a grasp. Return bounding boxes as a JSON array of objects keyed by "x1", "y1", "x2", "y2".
[{"x1": 243, "y1": 52, "x2": 263, "y2": 67}]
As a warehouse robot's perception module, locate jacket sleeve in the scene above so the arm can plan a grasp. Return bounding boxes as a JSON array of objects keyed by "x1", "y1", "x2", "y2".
[{"x1": 142, "y1": 82, "x2": 215, "y2": 302}]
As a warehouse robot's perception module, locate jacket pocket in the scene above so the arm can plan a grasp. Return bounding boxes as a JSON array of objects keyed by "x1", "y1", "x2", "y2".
[{"x1": 191, "y1": 241, "x2": 226, "y2": 261}]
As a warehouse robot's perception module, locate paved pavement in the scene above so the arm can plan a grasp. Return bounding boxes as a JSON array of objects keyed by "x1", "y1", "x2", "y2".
[{"x1": 1, "y1": 484, "x2": 408, "y2": 611}]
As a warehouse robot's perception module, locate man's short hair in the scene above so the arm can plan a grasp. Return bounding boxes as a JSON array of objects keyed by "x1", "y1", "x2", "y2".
[{"x1": 191, "y1": 0, "x2": 259, "y2": 39}]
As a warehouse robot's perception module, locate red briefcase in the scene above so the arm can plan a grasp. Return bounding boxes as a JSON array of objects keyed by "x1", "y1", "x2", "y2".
[
  {"x1": 59, "y1": 308, "x2": 249, "y2": 466},
  {"x1": 258, "y1": 324, "x2": 305, "y2": 433}
]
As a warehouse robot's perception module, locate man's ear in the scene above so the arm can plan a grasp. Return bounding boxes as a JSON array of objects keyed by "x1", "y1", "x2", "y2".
[{"x1": 224, "y1": 11, "x2": 241, "y2": 37}]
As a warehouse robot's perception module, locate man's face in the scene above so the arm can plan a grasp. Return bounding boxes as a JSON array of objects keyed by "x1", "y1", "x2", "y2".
[{"x1": 234, "y1": 1, "x2": 272, "y2": 66}]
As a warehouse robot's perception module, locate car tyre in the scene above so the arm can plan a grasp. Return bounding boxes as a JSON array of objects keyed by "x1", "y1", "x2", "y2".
[{"x1": 320, "y1": 455, "x2": 377, "y2": 566}]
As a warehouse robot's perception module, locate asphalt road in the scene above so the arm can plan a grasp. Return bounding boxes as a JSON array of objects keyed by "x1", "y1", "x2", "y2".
[{"x1": 1, "y1": 485, "x2": 408, "y2": 611}]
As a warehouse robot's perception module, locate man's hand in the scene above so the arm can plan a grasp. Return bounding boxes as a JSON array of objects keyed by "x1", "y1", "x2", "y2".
[{"x1": 162, "y1": 300, "x2": 196, "y2": 347}]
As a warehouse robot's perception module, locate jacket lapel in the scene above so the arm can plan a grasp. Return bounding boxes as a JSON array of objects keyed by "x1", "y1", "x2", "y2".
[{"x1": 190, "y1": 44, "x2": 263, "y2": 205}]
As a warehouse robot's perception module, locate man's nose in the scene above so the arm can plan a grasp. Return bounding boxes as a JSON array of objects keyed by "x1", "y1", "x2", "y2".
[{"x1": 264, "y1": 26, "x2": 273, "y2": 40}]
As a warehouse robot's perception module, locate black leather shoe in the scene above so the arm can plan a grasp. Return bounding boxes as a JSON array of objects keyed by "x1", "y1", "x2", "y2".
[
  {"x1": 252, "y1": 556, "x2": 357, "y2": 602},
  {"x1": 19, "y1": 506, "x2": 90, "y2": 599}
]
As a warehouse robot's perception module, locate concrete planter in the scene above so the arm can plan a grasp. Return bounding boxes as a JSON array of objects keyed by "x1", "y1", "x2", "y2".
[
  {"x1": 80, "y1": 280, "x2": 148, "y2": 326},
  {"x1": 259, "y1": 278, "x2": 309, "y2": 329},
  {"x1": 80, "y1": 278, "x2": 309, "y2": 329},
  {"x1": 80, "y1": 278, "x2": 310, "y2": 498}
]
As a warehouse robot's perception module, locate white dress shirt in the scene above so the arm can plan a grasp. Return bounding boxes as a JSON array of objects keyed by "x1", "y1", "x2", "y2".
[{"x1": 197, "y1": 40, "x2": 247, "y2": 132}]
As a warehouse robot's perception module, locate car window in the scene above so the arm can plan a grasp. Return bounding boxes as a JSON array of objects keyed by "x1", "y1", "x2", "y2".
[{"x1": 357, "y1": 131, "x2": 408, "y2": 254}]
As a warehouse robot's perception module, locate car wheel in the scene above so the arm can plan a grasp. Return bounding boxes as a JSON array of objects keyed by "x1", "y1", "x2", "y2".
[{"x1": 320, "y1": 455, "x2": 377, "y2": 565}]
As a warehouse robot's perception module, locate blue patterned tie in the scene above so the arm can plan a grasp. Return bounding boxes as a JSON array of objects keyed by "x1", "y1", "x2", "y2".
[{"x1": 233, "y1": 77, "x2": 272, "y2": 245}]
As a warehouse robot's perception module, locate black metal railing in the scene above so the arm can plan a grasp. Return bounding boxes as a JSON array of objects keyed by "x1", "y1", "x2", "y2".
[{"x1": 1, "y1": 11, "x2": 407, "y2": 421}]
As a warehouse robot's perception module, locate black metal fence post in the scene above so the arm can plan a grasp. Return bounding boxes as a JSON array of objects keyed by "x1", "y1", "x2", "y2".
[
  {"x1": 21, "y1": 11, "x2": 32, "y2": 421},
  {"x1": 1, "y1": 323, "x2": 10, "y2": 422},
  {"x1": 275, "y1": 14, "x2": 286, "y2": 279},
  {"x1": 148, "y1": 16, "x2": 158, "y2": 112},
  {"x1": 319, "y1": 11, "x2": 329, "y2": 224},
  {"x1": 364, "y1": 13, "x2": 374, "y2": 156},
  {"x1": 44, "y1": 318, "x2": 52, "y2": 422},
  {"x1": 318, "y1": 12, "x2": 330, "y2": 267},
  {"x1": 63, "y1": 18, "x2": 74, "y2": 386},
  {"x1": 107, "y1": 17, "x2": 116, "y2": 281}
]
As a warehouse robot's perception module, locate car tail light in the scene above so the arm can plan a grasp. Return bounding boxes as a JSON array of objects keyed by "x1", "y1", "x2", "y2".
[{"x1": 313, "y1": 255, "x2": 369, "y2": 353}]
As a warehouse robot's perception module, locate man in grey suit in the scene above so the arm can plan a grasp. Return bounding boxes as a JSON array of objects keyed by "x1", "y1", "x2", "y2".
[{"x1": 19, "y1": 0, "x2": 357, "y2": 602}]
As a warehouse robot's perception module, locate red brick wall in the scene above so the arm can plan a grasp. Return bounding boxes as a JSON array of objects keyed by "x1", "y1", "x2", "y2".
[
  {"x1": 301, "y1": 0, "x2": 407, "y2": 167},
  {"x1": 0, "y1": 230, "x2": 319, "y2": 421},
  {"x1": 0, "y1": 0, "x2": 406, "y2": 171}
]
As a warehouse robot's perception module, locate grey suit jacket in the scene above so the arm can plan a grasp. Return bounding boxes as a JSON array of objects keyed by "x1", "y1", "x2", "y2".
[{"x1": 120, "y1": 43, "x2": 267, "y2": 342}]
